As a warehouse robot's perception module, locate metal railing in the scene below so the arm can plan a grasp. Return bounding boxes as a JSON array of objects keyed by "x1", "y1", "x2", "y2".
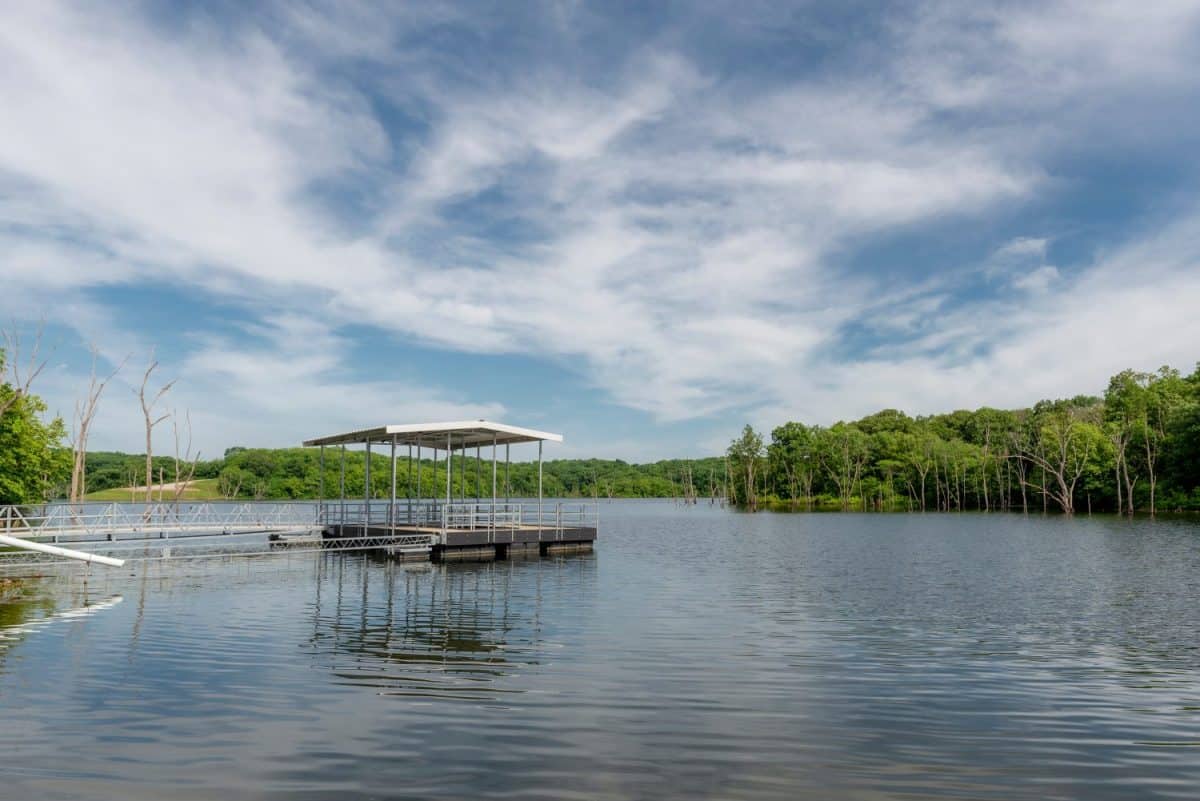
[
  {"x1": 0, "y1": 498, "x2": 597, "y2": 545},
  {"x1": 0, "y1": 501, "x2": 320, "y2": 542},
  {"x1": 324, "y1": 499, "x2": 599, "y2": 539}
]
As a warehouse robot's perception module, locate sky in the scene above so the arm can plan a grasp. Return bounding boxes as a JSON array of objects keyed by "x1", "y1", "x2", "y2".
[{"x1": 2, "y1": 1, "x2": 1200, "y2": 462}]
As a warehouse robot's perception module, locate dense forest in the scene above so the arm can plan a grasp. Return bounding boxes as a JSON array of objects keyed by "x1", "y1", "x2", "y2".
[
  {"x1": 77, "y1": 448, "x2": 727, "y2": 502},
  {"x1": 727, "y1": 364, "x2": 1200, "y2": 514}
]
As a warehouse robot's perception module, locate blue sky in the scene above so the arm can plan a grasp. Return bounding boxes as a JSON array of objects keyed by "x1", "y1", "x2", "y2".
[{"x1": 3, "y1": 1, "x2": 1200, "y2": 461}]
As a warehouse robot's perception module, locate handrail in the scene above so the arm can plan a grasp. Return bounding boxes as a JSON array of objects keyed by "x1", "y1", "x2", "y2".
[{"x1": 0, "y1": 498, "x2": 598, "y2": 542}]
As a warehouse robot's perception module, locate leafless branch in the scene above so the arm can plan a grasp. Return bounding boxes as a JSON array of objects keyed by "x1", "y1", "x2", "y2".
[{"x1": 70, "y1": 345, "x2": 129, "y2": 502}]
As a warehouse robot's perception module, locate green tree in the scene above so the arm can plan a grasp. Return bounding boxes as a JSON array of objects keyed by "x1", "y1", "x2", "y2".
[
  {"x1": 768, "y1": 422, "x2": 817, "y2": 509},
  {"x1": 1104, "y1": 369, "x2": 1146, "y2": 514},
  {"x1": 1017, "y1": 401, "x2": 1104, "y2": 515},
  {"x1": 0, "y1": 383, "x2": 70, "y2": 505},
  {"x1": 817, "y1": 423, "x2": 871, "y2": 511},
  {"x1": 727, "y1": 424, "x2": 765, "y2": 511}
]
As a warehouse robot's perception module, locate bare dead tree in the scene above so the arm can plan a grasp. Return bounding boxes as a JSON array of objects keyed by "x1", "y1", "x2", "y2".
[
  {"x1": 70, "y1": 346, "x2": 128, "y2": 503},
  {"x1": 218, "y1": 471, "x2": 243, "y2": 500},
  {"x1": 171, "y1": 409, "x2": 201, "y2": 507},
  {"x1": 0, "y1": 321, "x2": 50, "y2": 421},
  {"x1": 137, "y1": 353, "x2": 176, "y2": 506}
]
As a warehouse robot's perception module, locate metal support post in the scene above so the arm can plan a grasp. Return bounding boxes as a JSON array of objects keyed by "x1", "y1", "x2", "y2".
[
  {"x1": 389, "y1": 435, "x2": 397, "y2": 528},
  {"x1": 444, "y1": 432, "x2": 453, "y2": 533},
  {"x1": 364, "y1": 438, "x2": 371, "y2": 537}
]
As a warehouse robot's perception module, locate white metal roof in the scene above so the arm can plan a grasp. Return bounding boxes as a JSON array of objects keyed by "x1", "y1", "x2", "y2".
[{"x1": 302, "y1": 420, "x2": 563, "y2": 449}]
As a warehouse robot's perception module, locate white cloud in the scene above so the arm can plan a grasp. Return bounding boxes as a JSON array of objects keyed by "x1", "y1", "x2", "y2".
[
  {"x1": 759, "y1": 210, "x2": 1200, "y2": 427},
  {"x1": 1012, "y1": 265, "x2": 1060, "y2": 293},
  {"x1": 995, "y1": 237, "x2": 1048, "y2": 260},
  {"x1": 1, "y1": 1, "x2": 1198, "y2": 457}
]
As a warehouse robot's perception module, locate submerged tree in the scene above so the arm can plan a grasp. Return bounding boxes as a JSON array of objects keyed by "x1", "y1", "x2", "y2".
[
  {"x1": 137, "y1": 352, "x2": 175, "y2": 505},
  {"x1": 817, "y1": 423, "x2": 870, "y2": 511},
  {"x1": 768, "y1": 422, "x2": 817, "y2": 509},
  {"x1": 1012, "y1": 402, "x2": 1104, "y2": 515},
  {"x1": 727, "y1": 424, "x2": 765, "y2": 511},
  {"x1": 69, "y1": 345, "x2": 126, "y2": 503}
]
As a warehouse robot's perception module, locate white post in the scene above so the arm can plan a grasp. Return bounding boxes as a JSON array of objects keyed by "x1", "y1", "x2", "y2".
[
  {"x1": 364, "y1": 438, "x2": 371, "y2": 537},
  {"x1": 339, "y1": 445, "x2": 346, "y2": 529},
  {"x1": 318, "y1": 445, "x2": 325, "y2": 524},
  {"x1": 491, "y1": 434, "x2": 498, "y2": 537},
  {"x1": 0, "y1": 534, "x2": 125, "y2": 567},
  {"x1": 538, "y1": 439, "x2": 543, "y2": 532},
  {"x1": 444, "y1": 432, "x2": 452, "y2": 534},
  {"x1": 389, "y1": 435, "x2": 397, "y2": 528}
]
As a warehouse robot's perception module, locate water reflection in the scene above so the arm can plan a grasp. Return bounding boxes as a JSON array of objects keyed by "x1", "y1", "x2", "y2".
[
  {"x1": 0, "y1": 574, "x2": 123, "y2": 670},
  {"x1": 306, "y1": 553, "x2": 594, "y2": 701}
]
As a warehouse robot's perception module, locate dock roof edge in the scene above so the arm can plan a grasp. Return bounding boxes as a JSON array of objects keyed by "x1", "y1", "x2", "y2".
[{"x1": 302, "y1": 420, "x2": 564, "y2": 449}]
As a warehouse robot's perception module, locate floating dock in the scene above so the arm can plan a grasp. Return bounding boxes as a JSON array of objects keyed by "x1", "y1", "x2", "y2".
[{"x1": 302, "y1": 420, "x2": 598, "y2": 562}]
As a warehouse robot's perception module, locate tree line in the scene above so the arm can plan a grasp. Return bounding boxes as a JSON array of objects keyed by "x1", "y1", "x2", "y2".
[
  {"x1": 79, "y1": 448, "x2": 730, "y2": 502},
  {"x1": 726, "y1": 363, "x2": 1200, "y2": 515}
]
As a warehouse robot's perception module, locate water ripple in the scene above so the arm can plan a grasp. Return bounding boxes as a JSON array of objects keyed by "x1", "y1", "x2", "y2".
[{"x1": 0, "y1": 506, "x2": 1199, "y2": 799}]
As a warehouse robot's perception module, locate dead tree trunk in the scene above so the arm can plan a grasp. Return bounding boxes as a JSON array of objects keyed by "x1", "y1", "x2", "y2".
[
  {"x1": 138, "y1": 353, "x2": 176, "y2": 507},
  {"x1": 70, "y1": 346, "x2": 127, "y2": 503}
]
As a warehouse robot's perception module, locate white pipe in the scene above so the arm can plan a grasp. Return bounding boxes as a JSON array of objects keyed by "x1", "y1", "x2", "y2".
[{"x1": 0, "y1": 534, "x2": 126, "y2": 567}]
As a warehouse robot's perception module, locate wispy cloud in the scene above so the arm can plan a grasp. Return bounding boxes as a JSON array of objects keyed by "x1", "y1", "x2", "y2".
[{"x1": 1, "y1": 1, "x2": 1198, "y2": 457}]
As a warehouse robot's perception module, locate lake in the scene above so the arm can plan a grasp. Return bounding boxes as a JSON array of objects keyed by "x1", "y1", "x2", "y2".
[{"x1": 2, "y1": 501, "x2": 1199, "y2": 800}]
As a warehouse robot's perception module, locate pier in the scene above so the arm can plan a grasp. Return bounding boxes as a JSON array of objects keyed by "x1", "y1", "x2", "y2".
[
  {"x1": 0, "y1": 421, "x2": 597, "y2": 567},
  {"x1": 304, "y1": 420, "x2": 598, "y2": 561}
]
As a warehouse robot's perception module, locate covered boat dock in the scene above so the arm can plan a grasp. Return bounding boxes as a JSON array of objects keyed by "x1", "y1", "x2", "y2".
[{"x1": 301, "y1": 420, "x2": 598, "y2": 560}]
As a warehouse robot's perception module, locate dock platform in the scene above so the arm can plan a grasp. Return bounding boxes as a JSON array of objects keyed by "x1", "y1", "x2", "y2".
[{"x1": 321, "y1": 519, "x2": 596, "y2": 561}]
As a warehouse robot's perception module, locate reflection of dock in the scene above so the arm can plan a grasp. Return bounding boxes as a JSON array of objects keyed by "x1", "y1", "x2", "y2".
[
  {"x1": 303, "y1": 421, "x2": 598, "y2": 562},
  {"x1": 307, "y1": 550, "x2": 595, "y2": 701}
]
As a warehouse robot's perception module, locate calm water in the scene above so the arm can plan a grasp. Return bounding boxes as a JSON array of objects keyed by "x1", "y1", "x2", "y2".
[{"x1": 2, "y1": 501, "x2": 1199, "y2": 800}]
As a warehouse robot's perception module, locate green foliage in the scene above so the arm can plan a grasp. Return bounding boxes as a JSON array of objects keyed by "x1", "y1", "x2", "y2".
[
  {"x1": 76, "y1": 446, "x2": 728, "y2": 502},
  {"x1": 0, "y1": 357, "x2": 70, "y2": 504},
  {"x1": 754, "y1": 360, "x2": 1200, "y2": 514},
  {"x1": 727, "y1": 424, "x2": 765, "y2": 509}
]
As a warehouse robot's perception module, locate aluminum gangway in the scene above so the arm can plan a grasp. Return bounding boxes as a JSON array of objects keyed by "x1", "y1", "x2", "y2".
[
  {"x1": 0, "y1": 501, "x2": 332, "y2": 568},
  {"x1": 0, "y1": 501, "x2": 323, "y2": 542}
]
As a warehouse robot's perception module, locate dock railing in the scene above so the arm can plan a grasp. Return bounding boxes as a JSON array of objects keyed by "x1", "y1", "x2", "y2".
[
  {"x1": 326, "y1": 499, "x2": 599, "y2": 540},
  {"x1": 0, "y1": 501, "x2": 320, "y2": 542},
  {"x1": 0, "y1": 498, "x2": 596, "y2": 544}
]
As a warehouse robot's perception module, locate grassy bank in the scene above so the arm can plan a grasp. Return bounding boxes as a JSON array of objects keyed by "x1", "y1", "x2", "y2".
[{"x1": 84, "y1": 477, "x2": 224, "y2": 502}]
